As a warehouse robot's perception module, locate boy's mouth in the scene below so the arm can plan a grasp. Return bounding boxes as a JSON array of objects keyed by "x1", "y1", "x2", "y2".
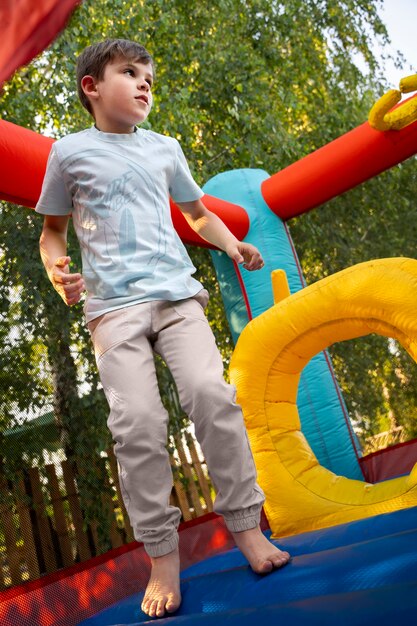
[{"x1": 136, "y1": 95, "x2": 149, "y2": 105}]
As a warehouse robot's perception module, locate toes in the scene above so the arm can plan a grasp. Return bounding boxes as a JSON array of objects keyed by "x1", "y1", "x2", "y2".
[
  {"x1": 141, "y1": 596, "x2": 150, "y2": 614},
  {"x1": 253, "y1": 550, "x2": 291, "y2": 574},
  {"x1": 281, "y1": 550, "x2": 291, "y2": 563},
  {"x1": 150, "y1": 598, "x2": 161, "y2": 617},
  {"x1": 166, "y1": 597, "x2": 181, "y2": 614},
  {"x1": 142, "y1": 594, "x2": 180, "y2": 617},
  {"x1": 142, "y1": 597, "x2": 158, "y2": 617},
  {"x1": 156, "y1": 598, "x2": 167, "y2": 617},
  {"x1": 259, "y1": 560, "x2": 274, "y2": 574},
  {"x1": 271, "y1": 551, "x2": 291, "y2": 568}
]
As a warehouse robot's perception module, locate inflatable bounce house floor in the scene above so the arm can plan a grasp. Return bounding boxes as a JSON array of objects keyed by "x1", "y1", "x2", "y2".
[{"x1": 79, "y1": 507, "x2": 417, "y2": 626}]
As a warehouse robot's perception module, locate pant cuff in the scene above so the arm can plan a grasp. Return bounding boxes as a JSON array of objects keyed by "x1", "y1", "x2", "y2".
[
  {"x1": 223, "y1": 505, "x2": 262, "y2": 533},
  {"x1": 144, "y1": 533, "x2": 179, "y2": 558}
]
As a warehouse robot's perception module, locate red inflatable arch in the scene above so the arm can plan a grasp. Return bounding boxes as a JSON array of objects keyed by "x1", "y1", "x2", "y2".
[{"x1": 0, "y1": 0, "x2": 80, "y2": 88}]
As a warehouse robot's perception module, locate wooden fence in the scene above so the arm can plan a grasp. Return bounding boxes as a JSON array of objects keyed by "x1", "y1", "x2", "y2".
[
  {"x1": 363, "y1": 426, "x2": 406, "y2": 454},
  {"x1": 0, "y1": 433, "x2": 214, "y2": 589}
]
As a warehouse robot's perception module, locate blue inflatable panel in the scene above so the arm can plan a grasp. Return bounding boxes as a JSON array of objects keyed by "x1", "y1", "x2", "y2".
[
  {"x1": 203, "y1": 169, "x2": 362, "y2": 480},
  {"x1": 78, "y1": 506, "x2": 417, "y2": 626}
]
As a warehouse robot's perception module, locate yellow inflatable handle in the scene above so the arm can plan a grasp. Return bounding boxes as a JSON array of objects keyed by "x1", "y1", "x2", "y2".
[{"x1": 368, "y1": 74, "x2": 417, "y2": 131}]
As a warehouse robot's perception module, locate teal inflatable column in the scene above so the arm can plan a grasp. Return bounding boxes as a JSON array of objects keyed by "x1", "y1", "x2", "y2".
[{"x1": 203, "y1": 169, "x2": 363, "y2": 481}]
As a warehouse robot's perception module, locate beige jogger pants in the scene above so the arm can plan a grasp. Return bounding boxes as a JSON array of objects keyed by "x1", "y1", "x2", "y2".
[{"x1": 89, "y1": 290, "x2": 265, "y2": 557}]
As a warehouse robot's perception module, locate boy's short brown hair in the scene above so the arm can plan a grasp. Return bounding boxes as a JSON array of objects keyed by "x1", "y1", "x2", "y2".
[{"x1": 76, "y1": 39, "x2": 154, "y2": 114}]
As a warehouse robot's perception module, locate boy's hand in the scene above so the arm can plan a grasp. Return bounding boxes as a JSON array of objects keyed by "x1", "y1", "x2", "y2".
[
  {"x1": 226, "y1": 242, "x2": 265, "y2": 271},
  {"x1": 51, "y1": 256, "x2": 85, "y2": 306}
]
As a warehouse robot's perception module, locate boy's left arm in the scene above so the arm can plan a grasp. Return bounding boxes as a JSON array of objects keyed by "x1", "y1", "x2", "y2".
[{"x1": 177, "y1": 198, "x2": 264, "y2": 271}]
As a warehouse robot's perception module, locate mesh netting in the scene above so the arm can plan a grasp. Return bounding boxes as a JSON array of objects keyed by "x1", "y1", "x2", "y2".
[{"x1": 0, "y1": 513, "x2": 233, "y2": 626}]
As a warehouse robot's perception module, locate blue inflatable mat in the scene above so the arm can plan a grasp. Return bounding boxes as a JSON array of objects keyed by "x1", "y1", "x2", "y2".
[{"x1": 79, "y1": 506, "x2": 417, "y2": 625}]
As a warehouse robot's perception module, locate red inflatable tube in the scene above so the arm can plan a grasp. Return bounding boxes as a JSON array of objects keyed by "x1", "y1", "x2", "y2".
[
  {"x1": 170, "y1": 195, "x2": 249, "y2": 248},
  {"x1": 0, "y1": 0, "x2": 80, "y2": 87},
  {"x1": 0, "y1": 120, "x2": 54, "y2": 206},
  {"x1": 0, "y1": 119, "x2": 249, "y2": 248},
  {"x1": 262, "y1": 94, "x2": 417, "y2": 220}
]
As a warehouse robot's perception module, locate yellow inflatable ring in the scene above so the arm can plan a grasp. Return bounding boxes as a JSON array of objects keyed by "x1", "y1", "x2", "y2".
[
  {"x1": 230, "y1": 257, "x2": 417, "y2": 538},
  {"x1": 368, "y1": 74, "x2": 417, "y2": 131}
]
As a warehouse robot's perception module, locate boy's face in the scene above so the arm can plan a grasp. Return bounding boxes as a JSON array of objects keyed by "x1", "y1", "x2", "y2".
[{"x1": 83, "y1": 57, "x2": 154, "y2": 133}]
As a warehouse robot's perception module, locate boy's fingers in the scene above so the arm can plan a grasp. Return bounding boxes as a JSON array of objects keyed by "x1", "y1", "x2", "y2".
[
  {"x1": 64, "y1": 280, "x2": 85, "y2": 295},
  {"x1": 56, "y1": 278, "x2": 85, "y2": 306},
  {"x1": 233, "y1": 252, "x2": 244, "y2": 264},
  {"x1": 243, "y1": 252, "x2": 264, "y2": 271},
  {"x1": 228, "y1": 243, "x2": 264, "y2": 270},
  {"x1": 52, "y1": 271, "x2": 85, "y2": 305},
  {"x1": 54, "y1": 256, "x2": 71, "y2": 268},
  {"x1": 55, "y1": 272, "x2": 82, "y2": 285}
]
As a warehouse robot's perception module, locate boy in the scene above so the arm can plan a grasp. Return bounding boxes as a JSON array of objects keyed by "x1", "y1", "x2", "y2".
[{"x1": 36, "y1": 39, "x2": 290, "y2": 618}]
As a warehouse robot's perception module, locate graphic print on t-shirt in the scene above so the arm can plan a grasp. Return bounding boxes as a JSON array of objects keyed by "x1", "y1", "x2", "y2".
[{"x1": 62, "y1": 148, "x2": 167, "y2": 300}]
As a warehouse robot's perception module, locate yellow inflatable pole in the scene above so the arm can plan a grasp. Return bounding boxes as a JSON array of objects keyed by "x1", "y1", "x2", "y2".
[{"x1": 230, "y1": 258, "x2": 417, "y2": 538}]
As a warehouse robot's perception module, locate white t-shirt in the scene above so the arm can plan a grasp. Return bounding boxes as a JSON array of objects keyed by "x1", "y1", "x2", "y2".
[{"x1": 36, "y1": 126, "x2": 205, "y2": 322}]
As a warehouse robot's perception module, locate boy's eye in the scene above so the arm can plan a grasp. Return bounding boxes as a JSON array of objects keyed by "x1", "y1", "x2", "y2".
[{"x1": 124, "y1": 69, "x2": 135, "y2": 76}]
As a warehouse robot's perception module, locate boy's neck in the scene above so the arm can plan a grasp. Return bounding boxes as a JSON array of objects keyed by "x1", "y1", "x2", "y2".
[{"x1": 94, "y1": 123, "x2": 137, "y2": 134}]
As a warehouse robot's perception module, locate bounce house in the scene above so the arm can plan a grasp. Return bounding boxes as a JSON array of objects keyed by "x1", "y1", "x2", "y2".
[{"x1": 1, "y1": 2, "x2": 417, "y2": 624}]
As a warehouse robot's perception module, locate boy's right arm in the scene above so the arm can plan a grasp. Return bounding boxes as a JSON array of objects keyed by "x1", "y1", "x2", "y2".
[{"x1": 40, "y1": 215, "x2": 85, "y2": 306}]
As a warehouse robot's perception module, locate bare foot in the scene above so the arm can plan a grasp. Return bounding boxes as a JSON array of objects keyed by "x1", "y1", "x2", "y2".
[
  {"x1": 141, "y1": 548, "x2": 181, "y2": 618},
  {"x1": 232, "y1": 526, "x2": 290, "y2": 574}
]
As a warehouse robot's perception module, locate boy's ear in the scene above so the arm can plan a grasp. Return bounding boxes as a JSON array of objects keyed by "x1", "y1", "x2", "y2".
[{"x1": 81, "y1": 75, "x2": 99, "y2": 101}]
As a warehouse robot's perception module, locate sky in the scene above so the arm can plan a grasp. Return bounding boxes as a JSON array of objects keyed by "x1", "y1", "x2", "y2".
[{"x1": 378, "y1": 0, "x2": 417, "y2": 87}]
